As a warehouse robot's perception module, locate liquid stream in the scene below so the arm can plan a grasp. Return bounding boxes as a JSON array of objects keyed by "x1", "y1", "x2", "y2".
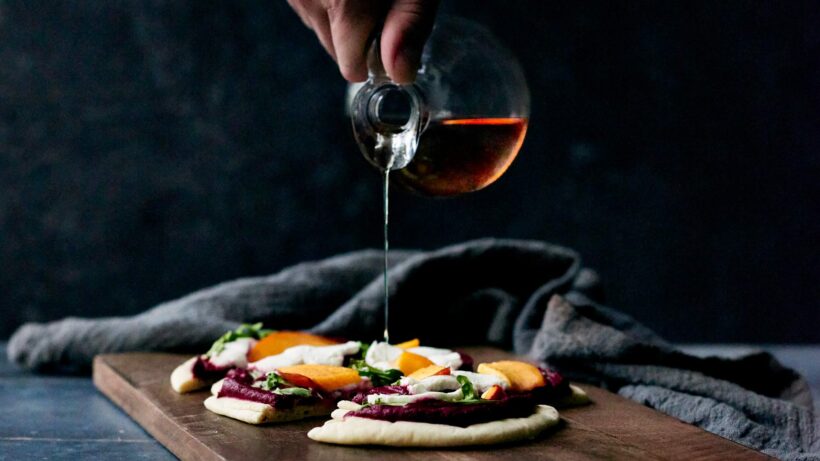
[{"x1": 382, "y1": 168, "x2": 390, "y2": 343}]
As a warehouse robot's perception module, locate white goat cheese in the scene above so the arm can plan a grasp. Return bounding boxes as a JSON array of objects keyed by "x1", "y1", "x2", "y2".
[
  {"x1": 452, "y1": 370, "x2": 508, "y2": 392},
  {"x1": 249, "y1": 341, "x2": 360, "y2": 373},
  {"x1": 208, "y1": 337, "x2": 255, "y2": 368},
  {"x1": 366, "y1": 389, "x2": 464, "y2": 405},
  {"x1": 365, "y1": 342, "x2": 463, "y2": 370}
]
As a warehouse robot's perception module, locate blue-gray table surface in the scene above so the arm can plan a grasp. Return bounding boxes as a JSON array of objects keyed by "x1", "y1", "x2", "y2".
[{"x1": 1, "y1": 343, "x2": 817, "y2": 461}]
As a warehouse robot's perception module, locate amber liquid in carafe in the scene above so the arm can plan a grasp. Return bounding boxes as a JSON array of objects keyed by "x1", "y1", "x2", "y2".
[{"x1": 394, "y1": 117, "x2": 528, "y2": 197}]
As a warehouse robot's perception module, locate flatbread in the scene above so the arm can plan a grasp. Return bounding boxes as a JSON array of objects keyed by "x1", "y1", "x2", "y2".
[
  {"x1": 307, "y1": 404, "x2": 560, "y2": 447},
  {"x1": 560, "y1": 384, "x2": 590, "y2": 407},
  {"x1": 204, "y1": 378, "x2": 335, "y2": 424},
  {"x1": 210, "y1": 379, "x2": 224, "y2": 395},
  {"x1": 204, "y1": 396, "x2": 334, "y2": 424},
  {"x1": 170, "y1": 356, "x2": 207, "y2": 393}
]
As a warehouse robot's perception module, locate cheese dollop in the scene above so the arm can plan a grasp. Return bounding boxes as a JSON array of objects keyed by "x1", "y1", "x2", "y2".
[
  {"x1": 400, "y1": 375, "x2": 461, "y2": 394},
  {"x1": 407, "y1": 347, "x2": 463, "y2": 370},
  {"x1": 452, "y1": 370, "x2": 508, "y2": 393},
  {"x1": 365, "y1": 342, "x2": 463, "y2": 370},
  {"x1": 208, "y1": 337, "x2": 256, "y2": 368},
  {"x1": 249, "y1": 341, "x2": 361, "y2": 373},
  {"x1": 366, "y1": 389, "x2": 464, "y2": 405}
]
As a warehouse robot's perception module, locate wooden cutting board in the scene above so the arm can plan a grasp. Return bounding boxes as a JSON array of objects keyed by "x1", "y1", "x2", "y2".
[{"x1": 93, "y1": 347, "x2": 770, "y2": 461}]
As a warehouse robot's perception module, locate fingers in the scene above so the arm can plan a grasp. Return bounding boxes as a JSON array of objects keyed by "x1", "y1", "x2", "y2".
[
  {"x1": 288, "y1": 0, "x2": 439, "y2": 83},
  {"x1": 288, "y1": 0, "x2": 337, "y2": 61},
  {"x1": 312, "y1": 13, "x2": 337, "y2": 61},
  {"x1": 326, "y1": 0, "x2": 384, "y2": 82},
  {"x1": 380, "y1": 0, "x2": 439, "y2": 84}
]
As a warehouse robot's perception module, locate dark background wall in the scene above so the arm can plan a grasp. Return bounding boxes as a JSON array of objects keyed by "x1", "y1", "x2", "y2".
[{"x1": 1, "y1": 0, "x2": 818, "y2": 342}]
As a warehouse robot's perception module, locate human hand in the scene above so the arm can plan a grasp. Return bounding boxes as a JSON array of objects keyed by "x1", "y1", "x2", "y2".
[{"x1": 287, "y1": 0, "x2": 439, "y2": 84}]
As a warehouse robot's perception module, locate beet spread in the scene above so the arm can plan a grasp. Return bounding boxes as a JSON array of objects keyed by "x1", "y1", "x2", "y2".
[
  {"x1": 217, "y1": 378, "x2": 318, "y2": 409},
  {"x1": 346, "y1": 368, "x2": 571, "y2": 427},
  {"x1": 192, "y1": 356, "x2": 232, "y2": 381},
  {"x1": 348, "y1": 394, "x2": 537, "y2": 427},
  {"x1": 225, "y1": 367, "x2": 255, "y2": 385}
]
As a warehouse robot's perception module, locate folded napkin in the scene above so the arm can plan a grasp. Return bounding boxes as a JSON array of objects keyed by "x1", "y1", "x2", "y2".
[{"x1": 8, "y1": 238, "x2": 817, "y2": 459}]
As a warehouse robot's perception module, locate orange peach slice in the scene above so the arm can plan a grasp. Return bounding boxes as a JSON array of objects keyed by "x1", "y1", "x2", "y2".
[
  {"x1": 394, "y1": 351, "x2": 435, "y2": 376},
  {"x1": 407, "y1": 365, "x2": 450, "y2": 381},
  {"x1": 395, "y1": 338, "x2": 420, "y2": 349},
  {"x1": 477, "y1": 361, "x2": 546, "y2": 392},
  {"x1": 276, "y1": 371, "x2": 320, "y2": 390},
  {"x1": 481, "y1": 384, "x2": 506, "y2": 400},
  {"x1": 248, "y1": 331, "x2": 340, "y2": 362},
  {"x1": 276, "y1": 364, "x2": 361, "y2": 392}
]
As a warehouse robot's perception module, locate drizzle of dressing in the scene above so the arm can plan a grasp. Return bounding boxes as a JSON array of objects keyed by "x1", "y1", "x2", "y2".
[{"x1": 382, "y1": 168, "x2": 390, "y2": 343}]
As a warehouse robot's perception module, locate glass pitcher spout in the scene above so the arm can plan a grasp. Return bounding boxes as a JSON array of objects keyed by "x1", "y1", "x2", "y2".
[{"x1": 350, "y1": 37, "x2": 426, "y2": 171}]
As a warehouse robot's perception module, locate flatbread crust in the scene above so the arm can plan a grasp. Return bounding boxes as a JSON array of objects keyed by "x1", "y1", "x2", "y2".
[
  {"x1": 210, "y1": 379, "x2": 224, "y2": 395},
  {"x1": 307, "y1": 404, "x2": 560, "y2": 447},
  {"x1": 204, "y1": 396, "x2": 333, "y2": 424},
  {"x1": 560, "y1": 384, "x2": 590, "y2": 407},
  {"x1": 170, "y1": 356, "x2": 207, "y2": 394}
]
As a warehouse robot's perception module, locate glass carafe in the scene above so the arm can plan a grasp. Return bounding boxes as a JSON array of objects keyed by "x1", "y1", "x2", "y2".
[{"x1": 348, "y1": 17, "x2": 530, "y2": 197}]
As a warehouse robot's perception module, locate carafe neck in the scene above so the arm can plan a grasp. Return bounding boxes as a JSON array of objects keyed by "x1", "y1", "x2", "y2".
[{"x1": 350, "y1": 39, "x2": 426, "y2": 171}]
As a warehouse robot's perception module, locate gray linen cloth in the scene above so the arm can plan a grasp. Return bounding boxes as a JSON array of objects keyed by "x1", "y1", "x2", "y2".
[{"x1": 8, "y1": 238, "x2": 818, "y2": 459}]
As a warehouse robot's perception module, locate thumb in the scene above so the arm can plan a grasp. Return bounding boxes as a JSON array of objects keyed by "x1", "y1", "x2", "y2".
[{"x1": 380, "y1": 0, "x2": 439, "y2": 84}]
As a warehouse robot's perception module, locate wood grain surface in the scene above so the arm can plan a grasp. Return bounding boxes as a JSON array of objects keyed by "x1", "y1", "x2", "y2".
[{"x1": 93, "y1": 347, "x2": 771, "y2": 461}]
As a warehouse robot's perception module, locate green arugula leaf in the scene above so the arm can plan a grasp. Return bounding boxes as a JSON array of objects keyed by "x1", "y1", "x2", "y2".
[
  {"x1": 357, "y1": 341, "x2": 370, "y2": 358},
  {"x1": 272, "y1": 387, "x2": 312, "y2": 397},
  {"x1": 259, "y1": 372, "x2": 312, "y2": 397},
  {"x1": 260, "y1": 372, "x2": 287, "y2": 391},
  {"x1": 206, "y1": 322, "x2": 274, "y2": 357},
  {"x1": 456, "y1": 375, "x2": 479, "y2": 402},
  {"x1": 350, "y1": 359, "x2": 403, "y2": 387},
  {"x1": 344, "y1": 341, "x2": 402, "y2": 387}
]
